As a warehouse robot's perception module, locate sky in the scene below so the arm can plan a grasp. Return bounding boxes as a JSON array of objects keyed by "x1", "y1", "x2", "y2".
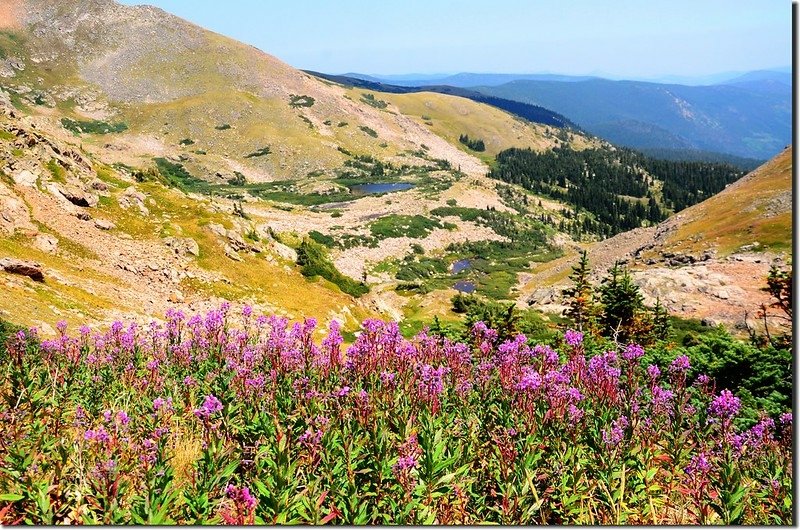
[{"x1": 118, "y1": 0, "x2": 792, "y2": 79}]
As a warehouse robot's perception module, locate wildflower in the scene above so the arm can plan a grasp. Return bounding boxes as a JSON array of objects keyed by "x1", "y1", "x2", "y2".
[
  {"x1": 515, "y1": 368, "x2": 542, "y2": 392},
  {"x1": 183, "y1": 375, "x2": 196, "y2": 386},
  {"x1": 669, "y1": 355, "x2": 691, "y2": 374},
  {"x1": 779, "y1": 412, "x2": 792, "y2": 426},
  {"x1": 194, "y1": 394, "x2": 223, "y2": 419},
  {"x1": 622, "y1": 343, "x2": 644, "y2": 361},
  {"x1": 226, "y1": 484, "x2": 257, "y2": 511},
  {"x1": 242, "y1": 305, "x2": 253, "y2": 318},
  {"x1": 564, "y1": 329, "x2": 583, "y2": 347},
  {"x1": 685, "y1": 452, "x2": 712, "y2": 477},
  {"x1": 116, "y1": 410, "x2": 130, "y2": 426},
  {"x1": 708, "y1": 389, "x2": 740, "y2": 420},
  {"x1": 602, "y1": 416, "x2": 629, "y2": 447},
  {"x1": 56, "y1": 320, "x2": 68, "y2": 334},
  {"x1": 568, "y1": 404, "x2": 585, "y2": 423},
  {"x1": 380, "y1": 371, "x2": 396, "y2": 387}
]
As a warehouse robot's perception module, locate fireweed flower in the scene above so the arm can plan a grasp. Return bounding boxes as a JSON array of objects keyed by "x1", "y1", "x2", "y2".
[
  {"x1": 685, "y1": 452, "x2": 712, "y2": 478},
  {"x1": 670, "y1": 355, "x2": 691, "y2": 374},
  {"x1": 564, "y1": 329, "x2": 583, "y2": 347},
  {"x1": 708, "y1": 389, "x2": 741, "y2": 420},
  {"x1": 194, "y1": 394, "x2": 223, "y2": 419},
  {"x1": 622, "y1": 343, "x2": 644, "y2": 361},
  {"x1": 602, "y1": 416, "x2": 629, "y2": 447},
  {"x1": 226, "y1": 484, "x2": 257, "y2": 511}
]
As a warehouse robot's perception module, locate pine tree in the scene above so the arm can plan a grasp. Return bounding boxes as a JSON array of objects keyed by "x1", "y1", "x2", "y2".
[
  {"x1": 562, "y1": 250, "x2": 596, "y2": 333},
  {"x1": 652, "y1": 297, "x2": 671, "y2": 341},
  {"x1": 598, "y1": 261, "x2": 644, "y2": 343}
]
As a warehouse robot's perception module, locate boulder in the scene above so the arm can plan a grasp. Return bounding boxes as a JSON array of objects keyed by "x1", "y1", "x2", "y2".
[
  {"x1": 59, "y1": 185, "x2": 98, "y2": 208},
  {"x1": 94, "y1": 219, "x2": 115, "y2": 230},
  {"x1": 163, "y1": 236, "x2": 200, "y2": 257},
  {"x1": 224, "y1": 244, "x2": 242, "y2": 262},
  {"x1": 0, "y1": 258, "x2": 44, "y2": 281},
  {"x1": 12, "y1": 169, "x2": 38, "y2": 187},
  {"x1": 272, "y1": 242, "x2": 297, "y2": 262},
  {"x1": 33, "y1": 234, "x2": 58, "y2": 253}
]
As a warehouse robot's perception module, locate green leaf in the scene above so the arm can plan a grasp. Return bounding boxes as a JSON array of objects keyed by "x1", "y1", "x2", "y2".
[{"x1": 0, "y1": 493, "x2": 24, "y2": 501}]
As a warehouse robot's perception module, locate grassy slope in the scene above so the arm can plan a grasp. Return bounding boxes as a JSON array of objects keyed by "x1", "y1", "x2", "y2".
[
  {"x1": 663, "y1": 146, "x2": 792, "y2": 256},
  {"x1": 353, "y1": 88, "x2": 599, "y2": 164}
]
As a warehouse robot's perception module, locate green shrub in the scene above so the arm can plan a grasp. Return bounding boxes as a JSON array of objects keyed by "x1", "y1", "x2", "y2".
[
  {"x1": 60, "y1": 117, "x2": 128, "y2": 135},
  {"x1": 289, "y1": 94, "x2": 315, "y2": 108},
  {"x1": 359, "y1": 126, "x2": 378, "y2": 138},
  {"x1": 369, "y1": 215, "x2": 442, "y2": 240},
  {"x1": 244, "y1": 146, "x2": 271, "y2": 158},
  {"x1": 296, "y1": 239, "x2": 369, "y2": 297}
]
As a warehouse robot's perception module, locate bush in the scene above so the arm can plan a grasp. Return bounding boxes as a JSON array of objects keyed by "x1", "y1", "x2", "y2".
[
  {"x1": 359, "y1": 126, "x2": 378, "y2": 138},
  {"x1": 60, "y1": 117, "x2": 128, "y2": 135},
  {"x1": 296, "y1": 239, "x2": 369, "y2": 297}
]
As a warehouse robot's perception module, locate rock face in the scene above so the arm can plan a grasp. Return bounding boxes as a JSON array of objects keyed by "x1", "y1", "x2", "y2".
[
  {"x1": 94, "y1": 219, "x2": 115, "y2": 230},
  {"x1": 163, "y1": 236, "x2": 199, "y2": 257},
  {"x1": 33, "y1": 233, "x2": 59, "y2": 253},
  {"x1": 0, "y1": 258, "x2": 44, "y2": 281},
  {"x1": 59, "y1": 185, "x2": 98, "y2": 208}
]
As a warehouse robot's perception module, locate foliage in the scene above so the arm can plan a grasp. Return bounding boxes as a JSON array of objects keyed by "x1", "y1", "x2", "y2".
[
  {"x1": 359, "y1": 126, "x2": 378, "y2": 138},
  {"x1": 45, "y1": 159, "x2": 67, "y2": 183},
  {"x1": 360, "y1": 93, "x2": 388, "y2": 109},
  {"x1": 296, "y1": 239, "x2": 369, "y2": 298},
  {"x1": 60, "y1": 117, "x2": 128, "y2": 135},
  {"x1": 369, "y1": 215, "x2": 443, "y2": 240},
  {"x1": 289, "y1": 94, "x2": 315, "y2": 108},
  {"x1": 153, "y1": 158, "x2": 212, "y2": 194},
  {"x1": 561, "y1": 250, "x2": 597, "y2": 333},
  {"x1": 244, "y1": 146, "x2": 272, "y2": 158},
  {"x1": 0, "y1": 308, "x2": 789, "y2": 524},
  {"x1": 178, "y1": 138, "x2": 195, "y2": 146},
  {"x1": 458, "y1": 134, "x2": 485, "y2": 152},
  {"x1": 489, "y1": 145, "x2": 744, "y2": 237}
]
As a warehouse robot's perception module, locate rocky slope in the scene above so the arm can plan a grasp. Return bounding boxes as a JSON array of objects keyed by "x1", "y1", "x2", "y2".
[{"x1": 520, "y1": 146, "x2": 793, "y2": 332}]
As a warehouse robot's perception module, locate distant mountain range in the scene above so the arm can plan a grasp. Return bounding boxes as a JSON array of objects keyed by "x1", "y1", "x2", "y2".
[
  {"x1": 344, "y1": 68, "x2": 791, "y2": 88},
  {"x1": 342, "y1": 69, "x2": 791, "y2": 160}
]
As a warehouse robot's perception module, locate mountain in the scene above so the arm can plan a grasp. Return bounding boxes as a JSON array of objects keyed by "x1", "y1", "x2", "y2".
[
  {"x1": 344, "y1": 72, "x2": 600, "y2": 87},
  {"x1": 474, "y1": 78, "x2": 790, "y2": 160},
  {"x1": 0, "y1": 0, "x2": 604, "y2": 332},
  {"x1": 306, "y1": 71, "x2": 578, "y2": 129}
]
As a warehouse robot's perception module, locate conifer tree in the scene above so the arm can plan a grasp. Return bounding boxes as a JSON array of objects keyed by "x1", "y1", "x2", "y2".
[
  {"x1": 562, "y1": 250, "x2": 596, "y2": 333},
  {"x1": 599, "y1": 261, "x2": 644, "y2": 343}
]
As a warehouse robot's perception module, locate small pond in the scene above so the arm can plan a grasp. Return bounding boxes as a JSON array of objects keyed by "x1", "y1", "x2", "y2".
[
  {"x1": 349, "y1": 182, "x2": 415, "y2": 194},
  {"x1": 450, "y1": 258, "x2": 472, "y2": 274},
  {"x1": 453, "y1": 280, "x2": 476, "y2": 294}
]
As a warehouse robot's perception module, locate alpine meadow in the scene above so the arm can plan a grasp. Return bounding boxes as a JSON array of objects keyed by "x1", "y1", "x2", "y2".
[{"x1": 0, "y1": 0, "x2": 793, "y2": 525}]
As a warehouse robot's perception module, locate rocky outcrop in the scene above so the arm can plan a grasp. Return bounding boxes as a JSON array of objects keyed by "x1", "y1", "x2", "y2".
[
  {"x1": 0, "y1": 258, "x2": 44, "y2": 281},
  {"x1": 59, "y1": 185, "x2": 99, "y2": 207},
  {"x1": 163, "y1": 236, "x2": 200, "y2": 257}
]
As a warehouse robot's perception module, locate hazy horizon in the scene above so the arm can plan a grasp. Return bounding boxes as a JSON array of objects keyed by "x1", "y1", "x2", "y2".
[{"x1": 118, "y1": 0, "x2": 792, "y2": 81}]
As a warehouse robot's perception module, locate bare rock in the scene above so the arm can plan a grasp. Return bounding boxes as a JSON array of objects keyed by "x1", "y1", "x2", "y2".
[
  {"x1": 163, "y1": 236, "x2": 200, "y2": 257},
  {"x1": 59, "y1": 185, "x2": 98, "y2": 208},
  {"x1": 94, "y1": 219, "x2": 115, "y2": 230},
  {"x1": 224, "y1": 244, "x2": 242, "y2": 261},
  {"x1": 33, "y1": 234, "x2": 58, "y2": 253},
  {"x1": 168, "y1": 290, "x2": 185, "y2": 303},
  {"x1": 89, "y1": 179, "x2": 109, "y2": 192},
  {"x1": 12, "y1": 169, "x2": 38, "y2": 187},
  {"x1": 0, "y1": 258, "x2": 44, "y2": 281},
  {"x1": 271, "y1": 241, "x2": 297, "y2": 262},
  {"x1": 119, "y1": 186, "x2": 149, "y2": 215},
  {"x1": 207, "y1": 223, "x2": 227, "y2": 237}
]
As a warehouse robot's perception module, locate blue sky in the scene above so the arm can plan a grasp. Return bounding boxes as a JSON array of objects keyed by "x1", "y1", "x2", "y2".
[{"x1": 119, "y1": 0, "x2": 791, "y2": 78}]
